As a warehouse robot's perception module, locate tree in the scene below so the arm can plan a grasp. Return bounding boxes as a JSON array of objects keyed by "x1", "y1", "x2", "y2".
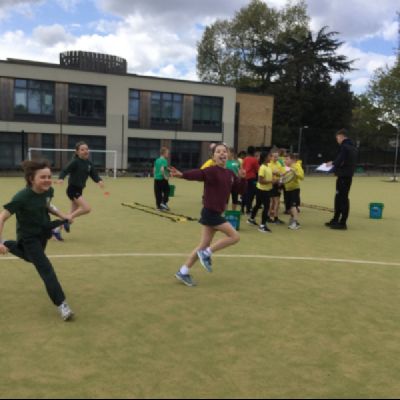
[
  {"x1": 368, "y1": 60, "x2": 400, "y2": 130},
  {"x1": 197, "y1": 0, "x2": 355, "y2": 160},
  {"x1": 197, "y1": 0, "x2": 309, "y2": 89}
]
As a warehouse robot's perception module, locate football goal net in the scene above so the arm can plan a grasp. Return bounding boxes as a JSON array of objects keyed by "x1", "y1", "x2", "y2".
[{"x1": 27, "y1": 148, "x2": 118, "y2": 179}]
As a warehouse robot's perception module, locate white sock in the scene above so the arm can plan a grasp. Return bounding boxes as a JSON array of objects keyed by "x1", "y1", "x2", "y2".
[
  {"x1": 180, "y1": 265, "x2": 190, "y2": 275},
  {"x1": 205, "y1": 247, "x2": 212, "y2": 256}
]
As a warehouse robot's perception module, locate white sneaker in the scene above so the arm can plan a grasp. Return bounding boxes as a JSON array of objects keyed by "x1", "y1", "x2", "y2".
[
  {"x1": 288, "y1": 222, "x2": 301, "y2": 230},
  {"x1": 58, "y1": 302, "x2": 74, "y2": 321}
]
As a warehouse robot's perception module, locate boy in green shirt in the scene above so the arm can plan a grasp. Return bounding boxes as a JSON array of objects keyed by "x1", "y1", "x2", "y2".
[
  {"x1": 226, "y1": 148, "x2": 241, "y2": 210},
  {"x1": 154, "y1": 147, "x2": 171, "y2": 211},
  {"x1": 0, "y1": 160, "x2": 74, "y2": 321}
]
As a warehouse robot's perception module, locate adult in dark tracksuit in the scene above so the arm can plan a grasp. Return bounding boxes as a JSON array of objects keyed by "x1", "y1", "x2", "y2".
[
  {"x1": 326, "y1": 129, "x2": 358, "y2": 230},
  {"x1": 0, "y1": 160, "x2": 74, "y2": 321}
]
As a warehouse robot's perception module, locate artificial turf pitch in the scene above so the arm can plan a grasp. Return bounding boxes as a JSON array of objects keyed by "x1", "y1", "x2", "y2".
[{"x1": 0, "y1": 176, "x2": 399, "y2": 399}]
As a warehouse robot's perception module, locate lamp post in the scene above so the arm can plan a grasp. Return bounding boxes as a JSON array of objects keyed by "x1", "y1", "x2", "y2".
[
  {"x1": 393, "y1": 127, "x2": 399, "y2": 182},
  {"x1": 298, "y1": 125, "x2": 308, "y2": 157}
]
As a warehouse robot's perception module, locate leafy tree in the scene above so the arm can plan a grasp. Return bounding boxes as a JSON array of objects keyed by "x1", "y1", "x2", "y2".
[
  {"x1": 197, "y1": 0, "x2": 355, "y2": 161},
  {"x1": 367, "y1": 60, "x2": 400, "y2": 130}
]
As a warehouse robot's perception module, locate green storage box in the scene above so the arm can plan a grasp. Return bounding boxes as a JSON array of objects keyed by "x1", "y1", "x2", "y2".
[
  {"x1": 224, "y1": 210, "x2": 242, "y2": 231},
  {"x1": 369, "y1": 202, "x2": 384, "y2": 219}
]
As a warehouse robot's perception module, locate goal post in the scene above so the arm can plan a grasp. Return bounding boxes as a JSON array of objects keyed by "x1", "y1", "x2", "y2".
[{"x1": 27, "y1": 148, "x2": 118, "y2": 179}]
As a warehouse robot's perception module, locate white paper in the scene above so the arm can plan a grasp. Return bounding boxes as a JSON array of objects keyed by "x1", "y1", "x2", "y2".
[{"x1": 316, "y1": 163, "x2": 333, "y2": 172}]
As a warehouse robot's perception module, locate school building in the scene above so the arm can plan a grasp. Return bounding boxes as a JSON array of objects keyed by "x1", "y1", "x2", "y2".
[{"x1": 0, "y1": 51, "x2": 274, "y2": 173}]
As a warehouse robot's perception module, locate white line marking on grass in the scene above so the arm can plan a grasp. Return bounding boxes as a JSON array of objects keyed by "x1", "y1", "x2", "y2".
[{"x1": 1, "y1": 253, "x2": 400, "y2": 267}]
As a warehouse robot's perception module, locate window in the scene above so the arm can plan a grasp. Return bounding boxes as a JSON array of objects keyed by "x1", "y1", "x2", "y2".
[
  {"x1": 0, "y1": 132, "x2": 26, "y2": 169},
  {"x1": 128, "y1": 138, "x2": 161, "y2": 174},
  {"x1": 68, "y1": 135, "x2": 106, "y2": 169},
  {"x1": 193, "y1": 96, "x2": 223, "y2": 133},
  {"x1": 68, "y1": 84, "x2": 106, "y2": 126},
  {"x1": 14, "y1": 79, "x2": 55, "y2": 122},
  {"x1": 128, "y1": 90, "x2": 140, "y2": 128},
  {"x1": 41, "y1": 134, "x2": 56, "y2": 167},
  {"x1": 151, "y1": 92, "x2": 182, "y2": 130},
  {"x1": 171, "y1": 140, "x2": 201, "y2": 171}
]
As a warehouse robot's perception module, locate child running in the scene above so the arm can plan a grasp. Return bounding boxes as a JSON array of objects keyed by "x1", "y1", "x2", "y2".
[
  {"x1": 56, "y1": 141, "x2": 104, "y2": 238},
  {"x1": 283, "y1": 153, "x2": 304, "y2": 230},
  {"x1": 169, "y1": 143, "x2": 247, "y2": 287},
  {"x1": 247, "y1": 152, "x2": 274, "y2": 233},
  {"x1": 0, "y1": 160, "x2": 74, "y2": 321}
]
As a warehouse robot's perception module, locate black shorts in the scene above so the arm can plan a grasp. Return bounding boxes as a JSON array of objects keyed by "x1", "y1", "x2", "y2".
[
  {"x1": 270, "y1": 183, "x2": 282, "y2": 198},
  {"x1": 231, "y1": 190, "x2": 240, "y2": 205},
  {"x1": 67, "y1": 185, "x2": 83, "y2": 201},
  {"x1": 286, "y1": 189, "x2": 301, "y2": 208},
  {"x1": 199, "y1": 208, "x2": 227, "y2": 227}
]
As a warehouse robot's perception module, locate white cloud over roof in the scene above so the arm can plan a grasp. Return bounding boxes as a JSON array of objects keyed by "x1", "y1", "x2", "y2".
[{"x1": 0, "y1": 0, "x2": 398, "y2": 93}]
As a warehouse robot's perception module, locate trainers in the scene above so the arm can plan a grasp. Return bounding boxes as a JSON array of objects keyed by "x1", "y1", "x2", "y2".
[
  {"x1": 52, "y1": 229, "x2": 64, "y2": 241},
  {"x1": 197, "y1": 249, "x2": 213, "y2": 273},
  {"x1": 58, "y1": 302, "x2": 74, "y2": 321},
  {"x1": 325, "y1": 220, "x2": 338, "y2": 227},
  {"x1": 160, "y1": 203, "x2": 170, "y2": 211},
  {"x1": 288, "y1": 221, "x2": 301, "y2": 230},
  {"x1": 258, "y1": 225, "x2": 272, "y2": 233},
  {"x1": 247, "y1": 218, "x2": 258, "y2": 226},
  {"x1": 175, "y1": 271, "x2": 195, "y2": 287},
  {"x1": 274, "y1": 218, "x2": 285, "y2": 225},
  {"x1": 330, "y1": 222, "x2": 347, "y2": 230},
  {"x1": 63, "y1": 220, "x2": 70, "y2": 233}
]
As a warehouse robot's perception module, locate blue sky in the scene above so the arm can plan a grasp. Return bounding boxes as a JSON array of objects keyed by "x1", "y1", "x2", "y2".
[{"x1": 0, "y1": 0, "x2": 398, "y2": 94}]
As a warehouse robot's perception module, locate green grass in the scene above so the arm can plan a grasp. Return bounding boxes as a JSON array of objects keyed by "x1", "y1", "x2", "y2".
[{"x1": 0, "y1": 176, "x2": 400, "y2": 399}]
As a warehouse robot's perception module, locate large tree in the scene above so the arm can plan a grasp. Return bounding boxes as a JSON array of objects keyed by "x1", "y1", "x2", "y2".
[
  {"x1": 197, "y1": 0, "x2": 309, "y2": 90},
  {"x1": 367, "y1": 59, "x2": 400, "y2": 130},
  {"x1": 197, "y1": 0, "x2": 355, "y2": 158}
]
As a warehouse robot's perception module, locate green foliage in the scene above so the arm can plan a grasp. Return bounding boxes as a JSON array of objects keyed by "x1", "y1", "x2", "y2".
[
  {"x1": 367, "y1": 60, "x2": 400, "y2": 129},
  {"x1": 197, "y1": 0, "x2": 355, "y2": 157}
]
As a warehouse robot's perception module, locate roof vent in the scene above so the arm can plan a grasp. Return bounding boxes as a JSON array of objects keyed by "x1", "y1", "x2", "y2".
[{"x1": 60, "y1": 51, "x2": 127, "y2": 74}]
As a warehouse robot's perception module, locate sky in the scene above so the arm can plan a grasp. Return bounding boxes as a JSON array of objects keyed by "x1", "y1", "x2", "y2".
[{"x1": 0, "y1": 0, "x2": 398, "y2": 94}]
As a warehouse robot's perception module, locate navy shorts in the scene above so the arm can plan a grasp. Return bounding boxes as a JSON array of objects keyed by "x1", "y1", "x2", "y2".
[
  {"x1": 286, "y1": 189, "x2": 301, "y2": 208},
  {"x1": 199, "y1": 208, "x2": 227, "y2": 227},
  {"x1": 67, "y1": 185, "x2": 83, "y2": 201},
  {"x1": 270, "y1": 183, "x2": 282, "y2": 197}
]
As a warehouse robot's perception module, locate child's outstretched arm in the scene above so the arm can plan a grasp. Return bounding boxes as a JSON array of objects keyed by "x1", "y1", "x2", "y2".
[
  {"x1": 48, "y1": 204, "x2": 73, "y2": 223},
  {"x1": 0, "y1": 210, "x2": 11, "y2": 254}
]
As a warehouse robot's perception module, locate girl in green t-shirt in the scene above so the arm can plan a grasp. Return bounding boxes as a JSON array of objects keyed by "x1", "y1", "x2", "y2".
[{"x1": 0, "y1": 160, "x2": 74, "y2": 321}]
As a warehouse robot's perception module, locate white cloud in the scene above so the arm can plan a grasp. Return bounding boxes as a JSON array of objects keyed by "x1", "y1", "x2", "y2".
[
  {"x1": 55, "y1": 0, "x2": 81, "y2": 12},
  {"x1": 336, "y1": 43, "x2": 397, "y2": 93},
  {"x1": 33, "y1": 24, "x2": 74, "y2": 46},
  {"x1": 0, "y1": 0, "x2": 44, "y2": 19},
  {"x1": 307, "y1": 0, "x2": 398, "y2": 41},
  {"x1": 0, "y1": 0, "x2": 398, "y2": 93}
]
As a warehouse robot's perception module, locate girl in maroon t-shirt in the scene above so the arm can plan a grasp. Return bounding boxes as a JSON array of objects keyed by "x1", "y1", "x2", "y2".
[{"x1": 169, "y1": 143, "x2": 246, "y2": 287}]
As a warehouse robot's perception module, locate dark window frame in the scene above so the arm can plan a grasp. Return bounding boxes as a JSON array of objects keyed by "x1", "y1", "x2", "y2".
[
  {"x1": 128, "y1": 89, "x2": 140, "y2": 128},
  {"x1": 127, "y1": 138, "x2": 161, "y2": 174},
  {"x1": 67, "y1": 134, "x2": 107, "y2": 169},
  {"x1": 171, "y1": 140, "x2": 201, "y2": 171},
  {"x1": 193, "y1": 95, "x2": 223, "y2": 133},
  {"x1": 68, "y1": 83, "x2": 107, "y2": 126},
  {"x1": 13, "y1": 79, "x2": 56, "y2": 123},
  {"x1": 150, "y1": 91, "x2": 183, "y2": 130}
]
